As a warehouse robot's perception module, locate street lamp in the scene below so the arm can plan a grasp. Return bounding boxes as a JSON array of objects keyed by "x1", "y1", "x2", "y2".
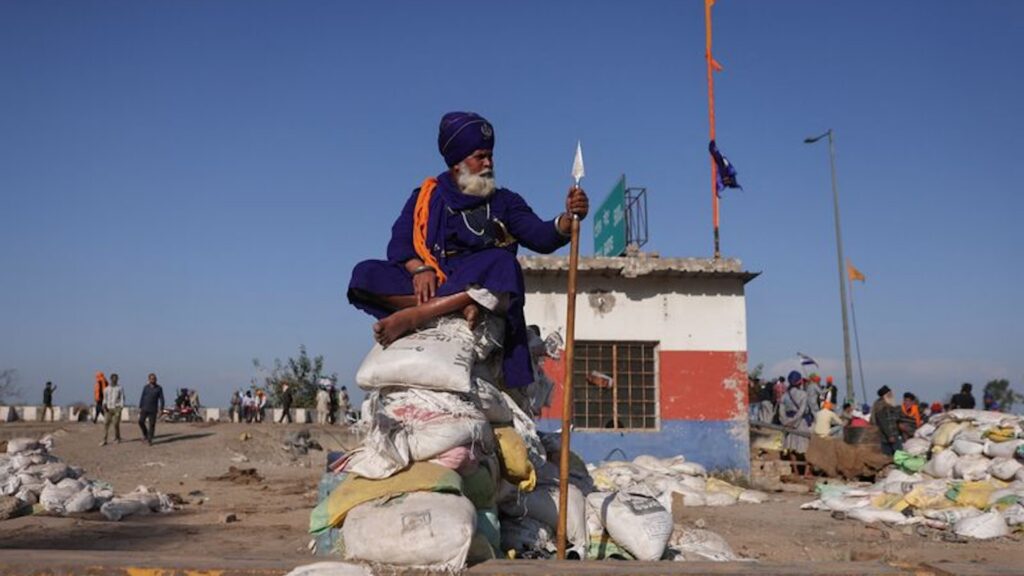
[{"x1": 805, "y1": 129, "x2": 855, "y2": 405}]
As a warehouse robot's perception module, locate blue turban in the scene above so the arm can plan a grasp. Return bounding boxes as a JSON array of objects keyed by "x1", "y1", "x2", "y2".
[
  {"x1": 787, "y1": 370, "x2": 803, "y2": 387},
  {"x1": 438, "y1": 111, "x2": 495, "y2": 167}
]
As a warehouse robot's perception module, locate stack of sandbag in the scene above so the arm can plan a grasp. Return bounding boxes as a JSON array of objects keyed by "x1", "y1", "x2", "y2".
[
  {"x1": 311, "y1": 316, "x2": 548, "y2": 570},
  {"x1": 589, "y1": 455, "x2": 769, "y2": 509},
  {"x1": 801, "y1": 409, "x2": 1024, "y2": 539},
  {"x1": 0, "y1": 435, "x2": 173, "y2": 521}
]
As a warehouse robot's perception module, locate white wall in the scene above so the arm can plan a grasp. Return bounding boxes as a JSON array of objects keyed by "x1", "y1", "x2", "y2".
[{"x1": 523, "y1": 275, "x2": 748, "y2": 352}]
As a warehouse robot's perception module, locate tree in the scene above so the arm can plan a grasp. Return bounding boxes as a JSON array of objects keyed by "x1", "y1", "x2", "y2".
[
  {"x1": 983, "y1": 379, "x2": 1023, "y2": 413},
  {"x1": 252, "y1": 346, "x2": 336, "y2": 409},
  {"x1": 0, "y1": 369, "x2": 21, "y2": 404}
]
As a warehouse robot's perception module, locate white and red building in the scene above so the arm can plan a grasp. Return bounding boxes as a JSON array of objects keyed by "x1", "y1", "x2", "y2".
[{"x1": 520, "y1": 253, "x2": 758, "y2": 471}]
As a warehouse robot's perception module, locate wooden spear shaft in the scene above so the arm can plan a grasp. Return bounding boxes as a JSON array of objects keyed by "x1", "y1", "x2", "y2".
[{"x1": 555, "y1": 208, "x2": 581, "y2": 559}]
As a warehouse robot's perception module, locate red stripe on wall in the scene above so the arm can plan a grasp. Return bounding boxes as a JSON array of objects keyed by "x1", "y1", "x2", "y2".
[{"x1": 540, "y1": 350, "x2": 748, "y2": 421}]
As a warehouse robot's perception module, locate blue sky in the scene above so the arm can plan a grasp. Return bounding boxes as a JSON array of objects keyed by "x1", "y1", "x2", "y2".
[{"x1": 1, "y1": 1, "x2": 1022, "y2": 407}]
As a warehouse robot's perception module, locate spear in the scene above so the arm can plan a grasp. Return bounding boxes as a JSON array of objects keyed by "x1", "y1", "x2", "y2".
[{"x1": 556, "y1": 141, "x2": 584, "y2": 559}]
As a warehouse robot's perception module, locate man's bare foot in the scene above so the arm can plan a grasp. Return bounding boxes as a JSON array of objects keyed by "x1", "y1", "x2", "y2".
[
  {"x1": 462, "y1": 303, "x2": 481, "y2": 330},
  {"x1": 373, "y1": 309, "x2": 419, "y2": 346}
]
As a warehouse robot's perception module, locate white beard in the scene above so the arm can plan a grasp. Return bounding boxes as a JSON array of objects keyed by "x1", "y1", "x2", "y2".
[{"x1": 456, "y1": 162, "x2": 497, "y2": 198}]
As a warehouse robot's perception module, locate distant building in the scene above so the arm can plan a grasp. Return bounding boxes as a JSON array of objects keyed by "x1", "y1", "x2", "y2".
[{"x1": 521, "y1": 253, "x2": 758, "y2": 471}]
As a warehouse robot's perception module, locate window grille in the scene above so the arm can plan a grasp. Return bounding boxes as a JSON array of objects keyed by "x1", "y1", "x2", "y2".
[{"x1": 571, "y1": 341, "x2": 658, "y2": 430}]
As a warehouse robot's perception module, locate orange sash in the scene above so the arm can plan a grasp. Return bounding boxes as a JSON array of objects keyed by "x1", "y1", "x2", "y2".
[{"x1": 412, "y1": 177, "x2": 447, "y2": 285}]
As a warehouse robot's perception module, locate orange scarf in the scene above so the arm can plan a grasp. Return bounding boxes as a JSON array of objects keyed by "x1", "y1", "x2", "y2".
[{"x1": 412, "y1": 177, "x2": 447, "y2": 284}]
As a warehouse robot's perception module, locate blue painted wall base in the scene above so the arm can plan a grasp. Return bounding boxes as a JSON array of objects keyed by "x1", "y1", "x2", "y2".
[{"x1": 537, "y1": 419, "x2": 750, "y2": 473}]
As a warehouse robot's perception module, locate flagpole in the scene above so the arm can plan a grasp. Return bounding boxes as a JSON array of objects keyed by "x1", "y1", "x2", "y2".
[
  {"x1": 848, "y1": 274, "x2": 868, "y2": 404},
  {"x1": 557, "y1": 145, "x2": 584, "y2": 560},
  {"x1": 704, "y1": 0, "x2": 720, "y2": 259}
]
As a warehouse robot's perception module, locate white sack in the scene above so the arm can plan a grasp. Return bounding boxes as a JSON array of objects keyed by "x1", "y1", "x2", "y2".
[
  {"x1": 283, "y1": 562, "x2": 374, "y2": 576},
  {"x1": 668, "y1": 528, "x2": 740, "y2": 562},
  {"x1": 922, "y1": 450, "x2": 958, "y2": 478},
  {"x1": 738, "y1": 489, "x2": 769, "y2": 504},
  {"x1": 989, "y1": 458, "x2": 1023, "y2": 481},
  {"x1": 39, "y1": 478, "x2": 87, "y2": 513},
  {"x1": 846, "y1": 508, "x2": 916, "y2": 525},
  {"x1": 520, "y1": 484, "x2": 587, "y2": 550},
  {"x1": 951, "y1": 438, "x2": 985, "y2": 456},
  {"x1": 703, "y1": 491, "x2": 740, "y2": 507},
  {"x1": 356, "y1": 322, "x2": 475, "y2": 393},
  {"x1": 954, "y1": 455, "x2": 990, "y2": 481},
  {"x1": 901, "y1": 437, "x2": 930, "y2": 456},
  {"x1": 592, "y1": 488, "x2": 673, "y2": 561},
  {"x1": 6, "y1": 439, "x2": 40, "y2": 454},
  {"x1": 342, "y1": 492, "x2": 475, "y2": 570},
  {"x1": 954, "y1": 510, "x2": 1009, "y2": 540},
  {"x1": 468, "y1": 377, "x2": 512, "y2": 425},
  {"x1": 100, "y1": 498, "x2": 149, "y2": 521},
  {"x1": 63, "y1": 489, "x2": 95, "y2": 513},
  {"x1": 669, "y1": 461, "x2": 707, "y2": 477},
  {"x1": 922, "y1": 507, "x2": 982, "y2": 526},
  {"x1": 1004, "y1": 504, "x2": 1024, "y2": 526},
  {"x1": 984, "y1": 439, "x2": 1024, "y2": 459}
]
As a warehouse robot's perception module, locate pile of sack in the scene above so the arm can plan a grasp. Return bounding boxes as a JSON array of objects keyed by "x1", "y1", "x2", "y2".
[
  {"x1": 0, "y1": 435, "x2": 173, "y2": 521},
  {"x1": 801, "y1": 409, "x2": 1024, "y2": 540},
  {"x1": 309, "y1": 316, "x2": 758, "y2": 568}
]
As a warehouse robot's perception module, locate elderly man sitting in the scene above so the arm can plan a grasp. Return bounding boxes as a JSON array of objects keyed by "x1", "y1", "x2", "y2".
[{"x1": 348, "y1": 111, "x2": 589, "y2": 389}]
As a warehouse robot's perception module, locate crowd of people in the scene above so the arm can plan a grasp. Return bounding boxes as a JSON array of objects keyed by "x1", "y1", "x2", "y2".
[
  {"x1": 751, "y1": 373, "x2": 989, "y2": 477},
  {"x1": 226, "y1": 382, "x2": 351, "y2": 425}
]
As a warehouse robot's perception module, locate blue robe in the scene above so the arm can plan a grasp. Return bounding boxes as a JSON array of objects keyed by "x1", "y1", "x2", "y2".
[{"x1": 348, "y1": 171, "x2": 568, "y2": 388}]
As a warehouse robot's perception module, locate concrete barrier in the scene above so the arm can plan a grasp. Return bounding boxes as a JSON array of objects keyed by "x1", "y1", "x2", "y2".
[
  {"x1": 0, "y1": 406, "x2": 13, "y2": 422},
  {"x1": 20, "y1": 406, "x2": 38, "y2": 421},
  {"x1": 204, "y1": 408, "x2": 221, "y2": 422}
]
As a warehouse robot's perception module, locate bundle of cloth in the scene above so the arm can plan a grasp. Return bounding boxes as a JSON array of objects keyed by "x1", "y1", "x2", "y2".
[
  {"x1": 801, "y1": 409, "x2": 1024, "y2": 540},
  {"x1": 0, "y1": 435, "x2": 174, "y2": 521}
]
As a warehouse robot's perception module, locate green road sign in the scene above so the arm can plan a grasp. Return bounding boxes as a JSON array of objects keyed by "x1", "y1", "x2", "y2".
[{"x1": 594, "y1": 175, "x2": 627, "y2": 257}]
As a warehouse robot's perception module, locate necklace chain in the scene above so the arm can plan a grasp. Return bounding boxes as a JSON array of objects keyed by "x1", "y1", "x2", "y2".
[{"x1": 461, "y1": 203, "x2": 490, "y2": 236}]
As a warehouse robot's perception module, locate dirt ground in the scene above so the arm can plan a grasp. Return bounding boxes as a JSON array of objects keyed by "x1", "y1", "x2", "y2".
[{"x1": 2, "y1": 421, "x2": 1022, "y2": 569}]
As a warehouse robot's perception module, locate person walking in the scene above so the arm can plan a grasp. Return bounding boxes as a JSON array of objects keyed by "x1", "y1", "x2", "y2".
[
  {"x1": 92, "y1": 372, "x2": 109, "y2": 423},
  {"x1": 278, "y1": 384, "x2": 293, "y2": 424},
  {"x1": 870, "y1": 385, "x2": 902, "y2": 456},
  {"x1": 327, "y1": 385, "x2": 339, "y2": 425},
  {"x1": 101, "y1": 373, "x2": 125, "y2": 445},
  {"x1": 42, "y1": 382, "x2": 56, "y2": 421},
  {"x1": 229, "y1": 390, "x2": 241, "y2": 423},
  {"x1": 779, "y1": 371, "x2": 813, "y2": 477},
  {"x1": 256, "y1": 389, "x2": 267, "y2": 423},
  {"x1": 138, "y1": 373, "x2": 165, "y2": 446},
  {"x1": 338, "y1": 386, "x2": 350, "y2": 424}
]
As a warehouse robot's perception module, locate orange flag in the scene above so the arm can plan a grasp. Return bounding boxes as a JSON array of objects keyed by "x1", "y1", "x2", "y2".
[{"x1": 847, "y1": 260, "x2": 866, "y2": 282}]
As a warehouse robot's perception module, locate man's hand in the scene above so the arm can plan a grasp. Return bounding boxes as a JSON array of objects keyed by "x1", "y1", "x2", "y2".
[
  {"x1": 413, "y1": 269, "x2": 437, "y2": 304},
  {"x1": 566, "y1": 186, "x2": 589, "y2": 220}
]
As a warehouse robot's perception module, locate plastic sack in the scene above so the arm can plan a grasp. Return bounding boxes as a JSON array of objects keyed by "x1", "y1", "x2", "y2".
[
  {"x1": 283, "y1": 562, "x2": 373, "y2": 576},
  {"x1": 922, "y1": 450, "x2": 958, "y2": 478},
  {"x1": 989, "y1": 458, "x2": 1024, "y2": 482},
  {"x1": 668, "y1": 528, "x2": 741, "y2": 562},
  {"x1": 430, "y1": 444, "x2": 479, "y2": 475},
  {"x1": 40, "y1": 478, "x2": 87, "y2": 513},
  {"x1": 355, "y1": 321, "x2": 476, "y2": 393},
  {"x1": 946, "y1": 481, "x2": 996, "y2": 509},
  {"x1": 951, "y1": 439, "x2": 984, "y2": 456},
  {"x1": 519, "y1": 484, "x2": 588, "y2": 550},
  {"x1": 923, "y1": 507, "x2": 983, "y2": 526},
  {"x1": 468, "y1": 378, "x2": 513, "y2": 425},
  {"x1": 954, "y1": 510, "x2": 1009, "y2": 539},
  {"x1": 5, "y1": 439, "x2": 40, "y2": 454},
  {"x1": 847, "y1": 507, "x2": 918, "y2": 525},
  {"x1": 954, "y1": 455, "x2": 991, "y2": 481},
  {"x1": 64, "y1": 488, "x2": 96, "y2": 513},
  {"x1": 342, "y1": 492, "x2": 475, "y2": 570},
  {"x1": 100, "y1": 498, "x2": 149, "y2": 521},
  {"x1": 669, "y1": 461, "x2": 707, "y2": 477},
  {"x1": 591, "y1": 488, "x2": 673, "y2": 561},
  {"x1": 902, "y1": 480, "x2": 954, "y2": 510},
  {"x1": 494, "y1": 426, "x2": 536, "y2": 491},
  {"x1": 500, "y1": 516, "x2": 554, "y2": 555},
  {"x1": 1005, "y1": 504, "x2": 1024, "y2": 526},
  {"x1": 984, "y1": 439, "x2": 1024, "y2": 459},
  {"x1": 901, "y1": 437, "x2": 931, "y2": 456},
  {"x1": 932, "y1": 422, "x2": 968, "y2": 447}
]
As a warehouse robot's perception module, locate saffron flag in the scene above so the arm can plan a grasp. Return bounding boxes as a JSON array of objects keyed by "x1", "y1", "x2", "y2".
[
  {"x1": 847, "y1": 260, "x2": 866, "y2": 282},
  {"x1": 709, "y1": 140, "x2": 741, "y2": 196}
]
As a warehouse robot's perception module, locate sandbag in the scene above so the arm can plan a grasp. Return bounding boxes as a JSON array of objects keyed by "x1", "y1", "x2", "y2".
[
  {"x1": 951, "y1": 438, "x2": 984, "y2": 456},
  {"x1": 519, "y1": 484, "x2": 587, "y2": 550},
  {"x1": 494, "y1": 426, "x2": 535, "y2": 491},
  {"x1": 40, "y1": 478, "x2": 86, "y2": 513},
  {"x1": 25, "y1": 462, "x2": 69, "y2": 484},
  {"x1": 946, "y1": 481, "x2": 996, "y2": 509},
  {"x1": 902, "y1": 480, "x2": 954, "y2": 510},
  {"x1": 309, "y1": 461, "x2": 462, "y2": 534},
  {"x1": 954, "y1": 510, "x2": 1009, "y2": 539},
  {"x1": 668, "y1": 528, "x2": 740, "y2": 562},
  {"x1": 984, "y1": 439, "x2": 1024, "y2": 459},
  {"x1": 846, "y1": 507, "x2": 917, "y2": 525},
  {"x1": 355, "y1": 321, "x2": 476, "y2": 393},
  {"x1": 476, "y1": 507, "x2": 501, "y2": 553},
  {"x1": 632, "y1": 455, "x2": 673, "y2": 475},
  {"x1": 100, "y1": 498, "x2": 149, "y2": 521},
  {"x1": 922, "y1": 450, "x2": 958, "y2": 478},
  {"x1": 592, "y1": 488, "x2": 673, "y2": 561},
  {"x1": 500, "y1": 516, "x2": 554, "y2": 555},
  {"x1": 922, "y1": 507, "x2": 982, "y2": 526},
  {"x1": 932, "y1": 422, "x2": 968, "y2": 447},
  {"x1": 1005, "y1": 504, "x2": 1024, "y2": 526},
  {"x1": 5, "y1": 439, "x2": 39, "y2": 454},
  {"x1": 430, "y1": 444, "x2": 479, "y2": 475},
  {"x1": 989, "y1": 458, "x2": 1024, "y2": 481},
  {"x1": 669, "y1": 461, "x2": 707, "y2": 477},
  {"x1": 901, "y1": 437, "x2": 930, "y2": 456},
  {"x1": 469, "y1": 378, "x2": 513, "y2": 425},
  {"x1": 64, "y1": 489, "x2": 95, "y2": 513},
  {"x1": 738, "y1": 489, "x2": 769, "y2": 504},
  {"x1": 383, "y1": 389, "x2": 492, "y2": 462},
  {"x1": 954, "y1": 455, "x2": 990, "y2": 481},
  {"x1": 283, "y1": 562, "x2": 373, "y2": 576},
  {"x1": 463, "y1": 461, "x2": 498, "y2": 510},
  {"x1": 342, "y1": 492, "x2": 475, "y2": 570}
]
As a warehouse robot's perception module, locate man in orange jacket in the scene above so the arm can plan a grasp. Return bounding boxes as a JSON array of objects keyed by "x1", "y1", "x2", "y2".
[{"x1": 93, "y1": 372, "x2": 108, "y2": 423}]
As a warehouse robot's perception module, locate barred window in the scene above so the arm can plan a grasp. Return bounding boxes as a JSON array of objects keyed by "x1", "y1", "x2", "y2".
[{"x1": 571, "y1": 341, "x2": 658, "y2": 430}]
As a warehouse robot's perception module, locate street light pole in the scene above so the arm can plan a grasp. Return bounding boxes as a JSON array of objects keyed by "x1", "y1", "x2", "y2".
[{"x1": 805, "y1": 129, "x2": 855, "y2": 404}]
